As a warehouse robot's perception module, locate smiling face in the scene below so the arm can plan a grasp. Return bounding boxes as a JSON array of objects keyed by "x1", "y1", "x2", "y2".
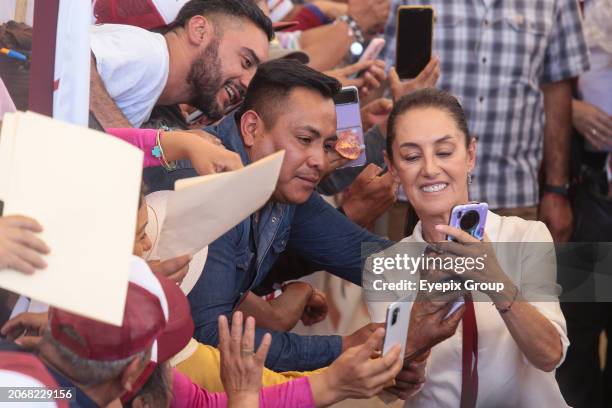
[
  {"x1": 388, "y1": 107, "x2": 476, "y2": 220},
  {"x1": 188, "y1": 18, "x2": 269, "y2": 122},
  {"x1": 241, "y1": 87, "x2": 338, "y2": 204}
]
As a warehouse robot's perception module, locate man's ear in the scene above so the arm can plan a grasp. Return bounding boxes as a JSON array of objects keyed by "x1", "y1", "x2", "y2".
[
  {"x1": 120, "y1": 356, "x2": 149, "y2": 393},
  {"x1": 383, "y1": 151, "x2": 401, "y2": 184},
  {"x1": 185, "y1": 15, "x2": 211, "y2": 47},
  {"x1": 240, "y1": 110, "x2": 261, "y2": 148}
]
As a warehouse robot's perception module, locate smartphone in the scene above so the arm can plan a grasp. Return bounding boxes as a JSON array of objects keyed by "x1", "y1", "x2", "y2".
[
  {"x1": 395, "y1": 6, "x2": 434, "y2": 79},
  {"x1": 382, "y1": 296, "x2": 412, "y2": 357},
  {"x1": 447, "y1": 202, "x2": 489, "y2": 241},
  {"x1": 333, "y1": 86, "x2": 366, "y2": 168},
  {"x1": 358, "y1": 38, "x2": 386, "y2": 64},
  {"x1": 356, "y1": 38, "x2": 386, "y2": 77}
]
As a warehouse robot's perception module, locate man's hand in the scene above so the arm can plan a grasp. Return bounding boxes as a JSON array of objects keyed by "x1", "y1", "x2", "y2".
[
  {"x1": 404, "y1": 296, "x2": 464, "y2": 359},
  {"x1": 348, "y1": 0, "x2": 391, "y2": 37},
  {"x1": 572, "y1": 99, "x2": 612, "y2": 150},
  {"x1": 301, "y1": 288, "x2": 328, "y2": 326},
  {"x1": 384, "y1": 357, "x2": 427, "y2": 400},
  {"x1": 342, "y1": 164, "x2": 399, "y2": 229},
  {"x1": 389, "y1": 57, "x2": 440, "y2": 103},
  {"x1": 0, "y1": 215, "x2": 50, "y2": 274},
  {"x1": 325, "y1": 60, "x2": 387, "y2": 97},
  {"x1": 361, "y1": 98, "x2": 393, "y2": 133},
  {"x1": 539, "y1": 193, "x2": 573, "y2": 242},
  {"x1": 1, "y1": 311, "x2": 48, "y2": 350},
  {"x1": 310, "y1": 328, "x2": 403, "y2": 404},
  {"x1": 147, "y1": 254, "x2": 191, "y2": 285},
  {"x1": 342, "y1": 322, "x2": 384, "y2": 351},
  {"x1": 218, "y1": 312, "x2": 271, "y2": 408}
]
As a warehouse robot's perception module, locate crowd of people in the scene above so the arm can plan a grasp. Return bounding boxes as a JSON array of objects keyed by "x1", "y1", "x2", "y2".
[{"x1": 0, "y1": 0, "x2": 610, "y2": 407}]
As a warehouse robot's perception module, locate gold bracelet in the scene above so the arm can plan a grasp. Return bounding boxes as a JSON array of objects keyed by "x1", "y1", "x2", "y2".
[{"x1": 155, "y1": 129, "x2": 176, "y2": 171}]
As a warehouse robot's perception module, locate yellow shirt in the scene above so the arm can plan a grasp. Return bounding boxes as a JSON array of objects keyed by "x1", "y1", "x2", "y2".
[{"x1": 171, "y1": 339, "x2": 324, "y2": 392}]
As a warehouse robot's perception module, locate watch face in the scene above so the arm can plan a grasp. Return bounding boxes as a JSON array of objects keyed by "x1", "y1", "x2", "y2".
[{"x1": 350, "y1": 42, "x2": 364, "y2": 56}]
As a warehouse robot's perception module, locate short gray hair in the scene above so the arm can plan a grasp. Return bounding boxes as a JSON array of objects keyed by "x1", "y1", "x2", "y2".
[{"x1": 42, "y1": 328, "x2": 148, "y2": 386}]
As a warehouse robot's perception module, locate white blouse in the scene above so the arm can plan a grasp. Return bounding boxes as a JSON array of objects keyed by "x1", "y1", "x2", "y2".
[{"x1": 367, "y1": 211, "x2": 570, "y2": 408}]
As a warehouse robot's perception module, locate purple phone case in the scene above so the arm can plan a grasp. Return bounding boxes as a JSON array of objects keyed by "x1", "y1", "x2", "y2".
[{"x1": 448, "y1": 202, "x2": 489, "y2": 241}]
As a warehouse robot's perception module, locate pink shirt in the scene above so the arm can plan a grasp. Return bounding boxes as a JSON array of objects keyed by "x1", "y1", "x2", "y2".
[
  {"x1": 106, "y1": 127, "x2": 160, "y2": 167},
  {"x1": 171, "y1": 369, "x2": 315, "y2": 408}
]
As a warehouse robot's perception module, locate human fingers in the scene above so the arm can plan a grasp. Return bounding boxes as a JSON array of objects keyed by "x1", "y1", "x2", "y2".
[
  {"x1": 354, "y1": 327, "x2": 386, "y2": 361},
  {"x1": 217, "y1": 315, "x2": 231, "y2": 356},
  {"x1": 4, "y1": 216, "x2": 44, "y2": 233},
  {"x1": 363, "y1": 71, "x2": 381, "y2": 92},
  {"x1": 7, "y1": 242, "x2": 47, "y2": 270},
  {"x1": 356, "y1": 163, "x2": 384, "y2": 183},
  {"x1": 434, "y1": 224, "x2": 480, "y2": 244},
  {"x1": 16, "y1": 230, "x2": 50, "y2": 255},
  {"x1": 230, "y1": 311, "x2": 244, "y2": 357},
  {"x1": 255, "y1": 333, "x2": 272, "y2": 366},
  {"x1": 14, "y1": 336, "x2": 42, "y2": 350}
]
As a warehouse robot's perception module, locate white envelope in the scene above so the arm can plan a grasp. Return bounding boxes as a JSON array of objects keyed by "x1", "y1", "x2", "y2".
[
  {"x1": 0, "y1": 112, "x2": 143, "y2": 326},
  {"x1": 156, "y1": 150, "x2": 285, "y2": 260}
]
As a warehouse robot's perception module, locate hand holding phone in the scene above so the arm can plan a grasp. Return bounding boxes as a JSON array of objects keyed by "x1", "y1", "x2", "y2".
[{"x1": 395, "y1": 6, "x2": 434, "y2": 80}]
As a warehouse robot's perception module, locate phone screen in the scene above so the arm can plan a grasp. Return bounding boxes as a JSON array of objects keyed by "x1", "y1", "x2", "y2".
[
  {"x1": 334, "y1": 87, "x2": 365, "y2": 167},
  {"x1": 396, "y1": 7, "x2": 433, "y2": 79}
]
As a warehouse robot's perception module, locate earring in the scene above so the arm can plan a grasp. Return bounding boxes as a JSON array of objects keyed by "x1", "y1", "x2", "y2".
[{"x1": 467, "y1": 172, "x2": 473, "y2": 185}]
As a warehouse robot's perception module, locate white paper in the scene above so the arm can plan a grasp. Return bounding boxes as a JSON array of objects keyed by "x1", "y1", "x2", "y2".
[
  {"x1": 143, "y1": 190, "x2": 208, "y2": 296},
  {"x1": 156, "y1": 150, "x2": 285, "y2": 260},
  {"x1": 0, "y1": 112, "x2": 143, "y2": 326}
]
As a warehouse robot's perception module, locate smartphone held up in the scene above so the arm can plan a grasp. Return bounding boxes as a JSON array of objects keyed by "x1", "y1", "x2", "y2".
[
  {"x1": 395, "y1": 6, "x2": 434, "y2": 80},
  {"x1": 334, "y1": 86, "x2": 366, "y2": 168}
]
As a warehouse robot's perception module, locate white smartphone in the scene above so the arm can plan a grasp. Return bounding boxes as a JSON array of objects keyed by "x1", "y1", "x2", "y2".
[
  {"x1": 382, "y1": 296, "x2": 412, "y2": 358},
  {"x1": 358, "y1": 37, "x2": 386, "y2": 63}
]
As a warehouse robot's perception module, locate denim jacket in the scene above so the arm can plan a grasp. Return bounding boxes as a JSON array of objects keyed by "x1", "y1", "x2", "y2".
[{"x1": 143, "y1": 113, "x2": 390, "y2": 371}]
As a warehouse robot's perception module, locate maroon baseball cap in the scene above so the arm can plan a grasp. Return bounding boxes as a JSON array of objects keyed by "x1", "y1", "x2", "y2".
[
  {"x1": 154, "y1": 273, "x2": 194, "y2": 363},
  {"x1": 49, "y1": 281, "x2": 166, "y2": 361}
]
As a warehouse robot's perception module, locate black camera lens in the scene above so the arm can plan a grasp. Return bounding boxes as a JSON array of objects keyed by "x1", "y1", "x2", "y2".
[
  {"x1": 460, "y1": 210, "x2": 480, "y2": 231},
  {"x1": 391, "y1": 308, "x2": 399, "y2": 325}
]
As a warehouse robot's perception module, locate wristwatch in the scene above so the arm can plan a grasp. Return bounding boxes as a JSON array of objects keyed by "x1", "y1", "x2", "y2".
[
  {"x1": 337, "y1": 15, "x2": 365, "y2": 56},
  {"x1": 543, "y1": 183, "x2": 570, "y2": 197}
]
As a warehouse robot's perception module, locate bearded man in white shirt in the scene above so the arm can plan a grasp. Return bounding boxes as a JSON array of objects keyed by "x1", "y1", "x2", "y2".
[{"x1": 89, "y1": 0, "x2": 274, "y2": 129}]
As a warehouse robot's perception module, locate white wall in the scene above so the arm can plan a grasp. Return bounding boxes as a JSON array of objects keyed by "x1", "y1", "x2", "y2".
[{"x1": 0, "y1": 0, "x2": 35, "y2": 26}]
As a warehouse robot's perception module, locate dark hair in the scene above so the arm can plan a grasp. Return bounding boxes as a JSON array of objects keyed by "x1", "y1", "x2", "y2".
[
  {"x1": 169, "y1": 0, "x2": 274, "y2": 41},
  {"x1": 138, "y1": 181, "x2": 148, "y2": 209},
  {"x1": 386, "y1": 88, "x2": 472, "y2": 161},
  {"x1": 125, "y1": 363, "x2": 172, "y2": 408},
  {"x1": 237, "y1": 59, "x2": 341, "y2": 129}
]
